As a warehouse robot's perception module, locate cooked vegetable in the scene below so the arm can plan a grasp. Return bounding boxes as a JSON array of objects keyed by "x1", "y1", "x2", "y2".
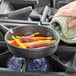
[
  {"x1": 20, "y1": 37, "x2": 52, "y2": 43},
  {"x1": 28, "y1": 32, "x2": 39, "y2": 37},
  {"x1": 24, "y1": 40, "x2": 56, "y2": 48},
  {"x1": 32, "y1": 37, "x2": 52, "y2": 40},
  {"x1": 16, "y1": 36, "x2": 21, "y2": 39},
  {"x1": 8, "y1": 32, "x2": 56, "y2": 48},
  {"x1": 20, "y1": 37, "x2": 38, "y2": 42},
  {"x1": 8, "y1": 40, "x2": 19, "y2": 47},
  {"x1": 12, "y1": 36, "x2": 26, "y2": 48}
]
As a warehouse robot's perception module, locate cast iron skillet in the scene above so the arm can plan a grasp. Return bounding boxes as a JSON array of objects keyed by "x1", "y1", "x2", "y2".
[{"x1": 0, "y1": 24, "x2": 60, "y2": 58}]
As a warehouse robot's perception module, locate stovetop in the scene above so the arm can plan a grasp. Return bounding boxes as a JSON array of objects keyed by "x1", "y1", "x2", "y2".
[{"x1": 0, "y1": 0, "x2": 76, "y2": 76}]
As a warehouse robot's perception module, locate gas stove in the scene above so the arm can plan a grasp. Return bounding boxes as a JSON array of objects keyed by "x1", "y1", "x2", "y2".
[{"x1": 0, "y1": 0, "x2": 76, "y2": 76}]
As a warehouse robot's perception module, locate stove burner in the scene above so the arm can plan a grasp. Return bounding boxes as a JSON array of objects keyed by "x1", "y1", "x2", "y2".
[
  {"x1": 7, "y1": 56, "x2": 48, "y2": 71},
  {"x1": 7, "y1": 56, "x2": 24, "y2": 69},
  {"x1": 26, "y1": 58, "x2": 48, "y2": 71}
]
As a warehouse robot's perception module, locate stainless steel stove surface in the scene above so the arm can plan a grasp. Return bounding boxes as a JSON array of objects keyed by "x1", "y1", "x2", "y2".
[{"x1": 0, "y1": 0, "x2": 76, "y2": 76}]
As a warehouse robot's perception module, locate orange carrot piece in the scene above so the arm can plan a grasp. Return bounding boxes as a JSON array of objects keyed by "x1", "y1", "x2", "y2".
[
  {"x1": 8, "y1": 40, "x2": 19, "y2": 47},
  {"x1": 12, "y1": 36, "x2": 26, "y2": 48},
  {"x1": 32, "y1": 37, "x2": 52, "y2": 40}
]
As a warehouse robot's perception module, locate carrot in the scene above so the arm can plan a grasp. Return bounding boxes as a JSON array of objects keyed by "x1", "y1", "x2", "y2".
[
  {"x1": 24, "y1": 40, "x2": 56, "y2": 48},
  {"x1": 8, "y1": 32, "x2": 56, "y2": 48},
  {"x1": 8, "y1": 40, "x2": 18, "y2": 46},
  {"x1": 12, "y1": 36, "x2": 26, "y2": 48},
  {"x1": 26, "y1": 42, "x2": 51, "y2": 48},
  {"x1": 20, "y1": 37, "x2": 38, "y2": 42},
  {"x1": 16, "y1": 36, "x2": 21, "y2": 39},
  {"x1": 24, "y1": 40, "x2": 51, "y2": 44},
  {"x1": 17, "y1": 36, "x2": 52, "y2": 43},
  {"x1": 28, "y1": 32, "x2": 39, "y2": 37},
  {"x1": 32, "y1": 37, "x2": 52, "y2": 40},
  {"x1": 15, "y1": 32, "x2": 39, "y2": 39},
  {"x1": 8, "y1": 40, "x2": 15, "y2": 44}
]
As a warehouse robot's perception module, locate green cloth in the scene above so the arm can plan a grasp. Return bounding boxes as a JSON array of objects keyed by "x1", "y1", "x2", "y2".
[{"x1": 50, "y1": 17, "x2": 76, "y2": 44}]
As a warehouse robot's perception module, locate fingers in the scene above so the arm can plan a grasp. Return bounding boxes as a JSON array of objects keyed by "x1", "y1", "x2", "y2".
[
  {"x1": 53, "y1": 1, "x2": 76, "y2": 29},
  {"x1": 58, "y1": 5, "x2": 70, "y2": 12},
  {"x1": 58, "y1": 1, "x2": 76, "y2": 12},
  {"x1": 54, "y1": 1, "x2": 76, "y2": 18},
  {"x1": 54, "y1": 5, "x2": 70, "y2": 17},
  {"x1": 68, "y1": 19, "x2": 76, "y2": 28},
  {"x1": 54, "y1": 9, "x2": 71, "y2": 17},
  {"x1": 54, "y1": 8, "x2": 76, "y2": 17}
]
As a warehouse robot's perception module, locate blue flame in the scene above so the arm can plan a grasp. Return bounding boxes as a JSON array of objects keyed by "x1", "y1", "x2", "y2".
[
  {"x1": 7, "y1": 57, "x2": 47, "y2": 71},
  {"x1": 26, "y1": 58, "x2": 47, "y2": 71},
  {"x1": 7, "y1": 56, "x2": 24, "y2": 69}
]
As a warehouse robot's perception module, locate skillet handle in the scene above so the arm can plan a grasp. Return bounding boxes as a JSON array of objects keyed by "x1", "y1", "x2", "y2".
[
  {"x1": 0, "y1": 24, "x2": 13, "y2": 33},
  {"x1": 0, "y1": 24, "x2": 9, "y2": 31}
]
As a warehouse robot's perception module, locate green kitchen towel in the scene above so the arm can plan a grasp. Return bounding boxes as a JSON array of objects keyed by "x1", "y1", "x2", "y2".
[{"x1": 50, "y1": 17, "x2": 76, "y2": 44}]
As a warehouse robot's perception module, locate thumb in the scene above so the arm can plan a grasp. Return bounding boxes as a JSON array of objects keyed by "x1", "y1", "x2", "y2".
[{"x1": 68, "y1": 19, "x2": 76, "y2": 28}]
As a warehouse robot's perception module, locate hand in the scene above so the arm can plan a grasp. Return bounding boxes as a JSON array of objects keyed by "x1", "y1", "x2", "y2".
[{"x1": 54, "y1": 1, "x2": 76, "y2": 28}]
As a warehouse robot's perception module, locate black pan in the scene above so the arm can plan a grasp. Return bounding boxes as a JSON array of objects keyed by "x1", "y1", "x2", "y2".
[{"x1": 0, "y1": 24, "x2": 60, "y2": 58}]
